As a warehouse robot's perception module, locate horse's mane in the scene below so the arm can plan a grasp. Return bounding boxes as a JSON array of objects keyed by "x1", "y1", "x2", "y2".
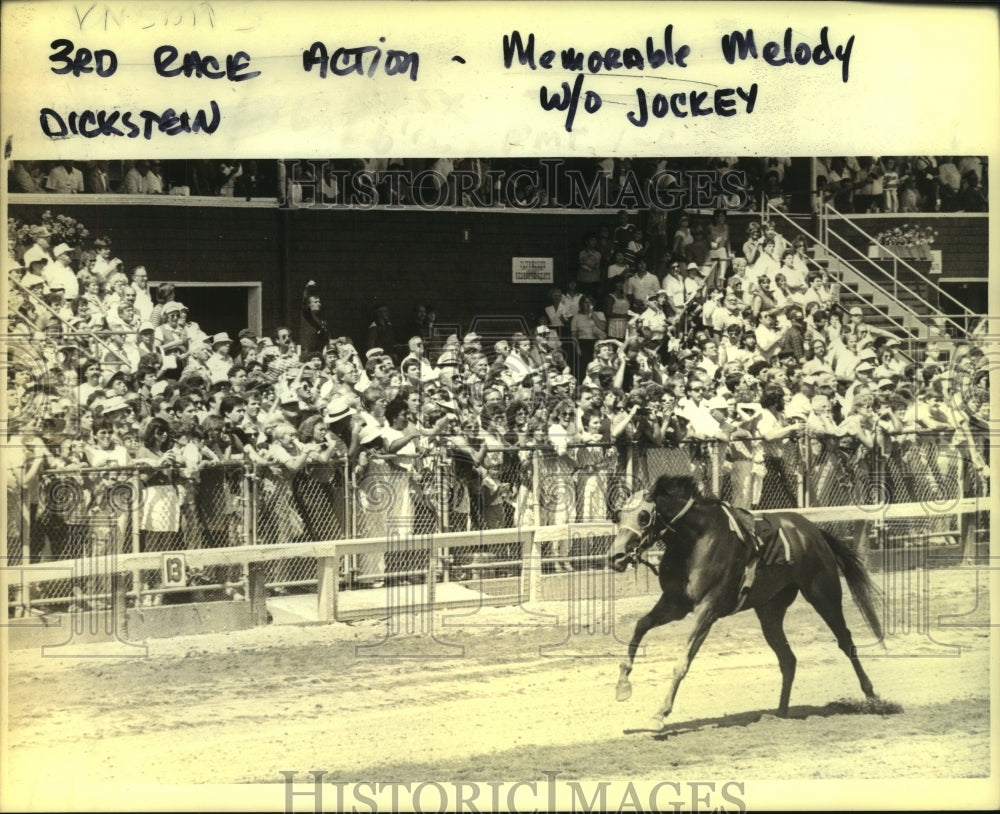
[{"x1": 649, "y1": 475, "x2": 725, "y2": 508}]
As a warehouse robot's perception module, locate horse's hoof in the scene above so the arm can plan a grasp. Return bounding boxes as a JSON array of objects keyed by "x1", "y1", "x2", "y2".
[
  {"x1": 648, "y1": 716, "x2": 666, "y2": 732},
  {"x1": 616, "y1": 681, "x2": 632, "y2": 702}
]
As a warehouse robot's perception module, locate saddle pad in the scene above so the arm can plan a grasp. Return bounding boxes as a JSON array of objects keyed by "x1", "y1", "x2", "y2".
[{"x1": 752, "y1": 516, "x2": 793, "y2": 566}]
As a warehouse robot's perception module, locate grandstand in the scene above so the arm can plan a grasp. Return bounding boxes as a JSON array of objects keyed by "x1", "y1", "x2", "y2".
[{"x1": 4, "y1": 156, "x2": 992, "y2": 641}]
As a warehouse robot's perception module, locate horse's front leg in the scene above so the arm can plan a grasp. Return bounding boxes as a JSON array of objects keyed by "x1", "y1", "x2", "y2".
[
  {"x1": 617, "y1": 594, "x2": 686, "y2": 702},
  {"x1": 651, "y1": 598, "x2": 719, "y2": 726}
]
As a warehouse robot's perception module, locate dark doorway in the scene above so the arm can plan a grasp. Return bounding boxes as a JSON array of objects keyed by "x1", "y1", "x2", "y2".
[
  {"x1": 941, "y1": 281, "x2": 987, "y2": 323},
  {"x1": 174, "y1": 286, "x2": 252, "y2": 341}
]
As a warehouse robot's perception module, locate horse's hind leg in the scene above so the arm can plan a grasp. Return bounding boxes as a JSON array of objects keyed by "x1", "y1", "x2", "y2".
[
  {"x1": 617, "y1": 594, "x2": 686, "y2": 702},
  {"x1": 802, "y1": 575, "x2": 877, "y2": 700},
  {"x1": 755, "y1": 584, "x2": 800, "y2": 716}
]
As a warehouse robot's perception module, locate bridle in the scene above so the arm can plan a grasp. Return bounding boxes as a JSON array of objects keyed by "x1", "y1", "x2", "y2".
[{"x1": 617, "y1": 493, "x2": 696, "y2": 573}]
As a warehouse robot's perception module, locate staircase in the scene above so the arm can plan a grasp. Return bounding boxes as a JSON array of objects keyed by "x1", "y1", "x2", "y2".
[
  {"x1": 766, "y1": 202, "x2": 977, "y2": 345},
  {"x1": 813, "y1": 248, "x2": 934, "y2": 334}
]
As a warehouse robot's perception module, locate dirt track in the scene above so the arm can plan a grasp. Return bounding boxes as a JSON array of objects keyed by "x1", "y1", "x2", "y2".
[{"x1": 5, "y1": 565, "x2": 993, "y2": 809}]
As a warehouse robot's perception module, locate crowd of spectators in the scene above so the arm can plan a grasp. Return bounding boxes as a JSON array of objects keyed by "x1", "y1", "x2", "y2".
[
  {"x1": 6, "y1": 206, "x2": 991, "y2": 609},
  {"x1": 814, "y1": 156, "x2": 989, "y2": 214},
  {"x1": 8, "y1": 160, "x2": 270, "y2": 199}
]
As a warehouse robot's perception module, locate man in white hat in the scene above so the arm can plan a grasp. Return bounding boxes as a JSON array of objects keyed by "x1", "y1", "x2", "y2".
[
  {"x1": 323, "y1": 394, "x2": 357, "y2": 427},
  {"x1": 207, "y1": 333, "x2": 234, "y2": 383},
  {"x1": 175, "y1": 302, "x2": 207, "y2": 347},
  {"x1": 704, "y1": 394, "x2": 738, "y2": 439},
  {"x1": 44, "y1": 243, "x2": 79, "y2": 302},
  {"x1": 99, "y1": 394, "x2": 135, "y2": 432},
  {"x1": 19, "y1": 271, "x2": 47, "y2": 296},
  {"x1": 845, "y1": 305, "x2": 865, "y2": 336},
  {"x1": 683, "y1": 261, "x2": 705, "y2": 304},
  {"x1": 462, "y1": 332, "x2": 483, "y2": 354},
  {"x1": 16, "y1": 271, "x2": 52, "y2": 330}
]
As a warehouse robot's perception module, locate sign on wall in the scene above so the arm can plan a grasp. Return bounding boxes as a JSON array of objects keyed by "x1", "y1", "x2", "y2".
[{"x1": 511, "y1": 257, "x2": 554, "y2": 284}]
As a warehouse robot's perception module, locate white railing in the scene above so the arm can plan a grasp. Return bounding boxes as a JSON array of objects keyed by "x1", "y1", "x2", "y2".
[{"x1": 819, "y1": 204, "x2": 972, "y2": 336}]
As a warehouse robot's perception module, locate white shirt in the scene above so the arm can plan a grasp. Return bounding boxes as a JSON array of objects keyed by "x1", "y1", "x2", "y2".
[
  {"x1": 661, "y1": 274, "x2": 685, "y2": 311},
  {"x1": 44, "y1": 261, "x2": 79, "y2": 301},
  {"x1": 626, "y1": 272, "x2": 661, "y2": 303},
  {"x1": 132, "y1": 285, "x2": 154, "y2": 321}
]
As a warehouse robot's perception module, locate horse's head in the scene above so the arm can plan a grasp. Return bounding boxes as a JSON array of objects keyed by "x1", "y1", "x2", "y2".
[{"x1": 610, "y1": 491, "x2": 658, "y2": 572}]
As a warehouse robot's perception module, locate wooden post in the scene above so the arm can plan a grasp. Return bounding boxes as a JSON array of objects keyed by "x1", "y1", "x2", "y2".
[
  {"x1": 527, "y1": 531, "x2": 540, "y2": 603},
  {"x1": 248, "y1": 562, "x2": 269, "y2": 626},
  {"x1": 959, "y1": 512, "x2": 976, "y2": 565},
  {"x1": 113, "y1": 573, "x2": 128, "y2": 639},
  {"x1": 316, "y1": 551, "x2": 337, "y2": 622},
  {"x1": 957, "y1": 457, "x2": 977, "y2": 566}
]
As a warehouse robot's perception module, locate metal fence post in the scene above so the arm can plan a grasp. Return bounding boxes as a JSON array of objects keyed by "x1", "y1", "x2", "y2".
[
  {"x1": 710, "y1": 440, "x2": 721, "y2": 497},
  {"x1": 343, "y1": 457, "x2": 353, "y2": 539},
  {"x1": 242, "y1": 462, "x2": 255, "y2": 596},
  {"x1": 131, "y1": 471, "x2": 142, "y2": 606},
  {"x1": 439, "y1": 458, "x2": 450, "y2": 533},
  {"x1": 20, "y1": 464, "x2": 32, "y2": 614},
  {"x1": 531, "y1": 448, "x2": 542, "y2": 590},
  {"x1": 801, "y1": 431, "x2": 812, "y2": 508}
]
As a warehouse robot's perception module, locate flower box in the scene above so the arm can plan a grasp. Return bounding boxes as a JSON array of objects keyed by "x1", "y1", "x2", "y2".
[{"x1": 869, "y1": 244, "x2": 932, "y2": 261}]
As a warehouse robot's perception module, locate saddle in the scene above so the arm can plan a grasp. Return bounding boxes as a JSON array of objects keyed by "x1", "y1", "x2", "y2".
[{"x1": 720, "y1": 503, "x2": 794, "y2": 613}]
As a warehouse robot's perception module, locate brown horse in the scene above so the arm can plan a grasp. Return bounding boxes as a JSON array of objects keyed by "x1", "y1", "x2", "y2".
[{"x1": 610, "y1": 475, "x2": 883, "y2": 728}]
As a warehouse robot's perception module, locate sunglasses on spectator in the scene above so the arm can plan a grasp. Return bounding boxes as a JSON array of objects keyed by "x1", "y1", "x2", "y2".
[{"x1": 688, "y1": 386, "x2": 704, "y2": 392}]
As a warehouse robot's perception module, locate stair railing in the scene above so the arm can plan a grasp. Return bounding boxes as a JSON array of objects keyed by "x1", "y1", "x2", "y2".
[
  {"x1": 820, "y1": 203, "x2": 973, "y2": 337},
  {"x1": 763, "y1": 201, "x2": 915, "y2": 339}
]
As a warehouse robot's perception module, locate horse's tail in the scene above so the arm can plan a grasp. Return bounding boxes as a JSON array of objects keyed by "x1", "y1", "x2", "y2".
[{"x1": 823, "y1": 530, "x2": 885, "y2": 644}]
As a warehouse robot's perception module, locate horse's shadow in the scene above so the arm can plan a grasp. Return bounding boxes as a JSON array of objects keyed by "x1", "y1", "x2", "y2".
[{"x1": 623, "y1": 698, "x2": 903, "y2": 738}]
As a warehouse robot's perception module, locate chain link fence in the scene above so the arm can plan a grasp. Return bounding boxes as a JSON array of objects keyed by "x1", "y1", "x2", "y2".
[{"x1": 8, "y1": 431, "x2": 989, "y2": 617}]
